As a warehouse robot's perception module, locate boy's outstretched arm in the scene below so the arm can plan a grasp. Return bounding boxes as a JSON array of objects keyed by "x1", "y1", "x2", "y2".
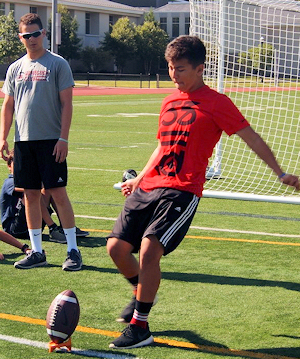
[{"x1": 236, "y1": 126, "x2": 299, "y2": 190}]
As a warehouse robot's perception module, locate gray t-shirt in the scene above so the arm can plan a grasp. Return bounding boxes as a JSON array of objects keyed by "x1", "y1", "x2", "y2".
[{"x1": 2, "y1": 50, "x2": 74, "y2": 141}]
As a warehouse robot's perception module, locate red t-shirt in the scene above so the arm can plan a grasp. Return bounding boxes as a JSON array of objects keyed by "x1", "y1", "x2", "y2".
[{"x1": 139, "y1": 85, "x2": 250, "y2": 197}]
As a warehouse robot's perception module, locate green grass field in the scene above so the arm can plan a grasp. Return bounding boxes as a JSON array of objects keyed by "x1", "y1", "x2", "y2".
[{"x1": 0, "y1": 93, "x2": 300, "y2": 359}]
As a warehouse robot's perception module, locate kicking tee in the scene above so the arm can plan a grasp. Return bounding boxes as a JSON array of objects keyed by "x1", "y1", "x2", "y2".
[{"x1": 139, "y1": 85, "x2": 250, "y2": 197}]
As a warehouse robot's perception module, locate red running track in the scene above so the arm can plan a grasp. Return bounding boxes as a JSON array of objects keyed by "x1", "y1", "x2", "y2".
[
  {"x1": 72, "y1": 86, "x2": 176, "y2": 96},
  {"x1": 1, "y1": 85, "x2": 297, "y2": 98},
  {"x1": 0, "y1": 86, "x2": 176, "y2": 98}
]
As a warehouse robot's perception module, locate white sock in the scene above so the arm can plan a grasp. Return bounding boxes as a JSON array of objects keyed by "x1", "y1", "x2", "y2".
[
  {"x1": 63, "y1": 227, "x2": 78, "y2": 252},
  {"x1": 29, "y1": 229, "x2": 43, "y2": 253}
]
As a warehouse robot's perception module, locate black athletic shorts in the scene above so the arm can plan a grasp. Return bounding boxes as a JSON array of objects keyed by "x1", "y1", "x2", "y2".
[
  {"x1": 14, "y1": 140, "x2": 68, "y2": 190},
  {"x1": 108, "y1": 187, "x2": 200, "y2": 255}
]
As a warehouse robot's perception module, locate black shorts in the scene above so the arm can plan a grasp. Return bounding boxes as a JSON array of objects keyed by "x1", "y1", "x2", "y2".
[
  {"x1": 108, "y1": 187, "x2": 200, "y2": 255},
  {"x1": 14, "y1": 140, "x2": 68, "y2": 190}
]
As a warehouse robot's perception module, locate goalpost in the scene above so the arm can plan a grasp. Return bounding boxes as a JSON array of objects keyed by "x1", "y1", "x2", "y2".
[{"x1": 189, "y1": 0, "x2": 300, "y2": 204}]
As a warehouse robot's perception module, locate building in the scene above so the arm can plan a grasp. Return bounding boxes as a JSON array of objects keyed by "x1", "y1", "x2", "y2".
[
  {"x1": 154, "y1": 1, "x2": 190, "y2": 39},
  {"x1": 0, "y1": 0, "x2": 144, "y2": 49},
  {"x1": 108, "y1": 0, "x2": 191, "y2": 40},
  {"x1": 108, "y1": 0, "x2": 169, "y2": 7}
]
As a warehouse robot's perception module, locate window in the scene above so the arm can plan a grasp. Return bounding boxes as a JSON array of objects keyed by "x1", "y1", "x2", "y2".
[
  {"x1": 30, "y1": 6, "x2": 37, "y2": 14},
  {"x1": 172, "y1": 17, "x2": 179, "y2": 38},
  {"x1": 85, "y1": 12, "x2": 99, "y2": 35},
  {"x1": 160, "y1": 17, "x2": 167, "y2": 33},
  {"x1": 0, "y1": 3, "x2": 5, "y2": 16},
  {"x1": 9, "y1": 3, "x2": 15, "y2": 13},
  {"x1": 185, "y1": 16, "x2": 190, "y2": 35},
  {"x1": 85, "y1": 13, "x2": 90, "y2": 34}
]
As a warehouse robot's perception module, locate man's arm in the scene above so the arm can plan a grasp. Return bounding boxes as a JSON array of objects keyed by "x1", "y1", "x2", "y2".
[
  {"x1": 237, "y1": 126, "x2": 299, "y2": 190},
  {"x1": 52, "y1": 86, "x2": 73, "y2": 163},
  {"x1": 0, "y1": 94, "x2": 14, "y2": 161}
]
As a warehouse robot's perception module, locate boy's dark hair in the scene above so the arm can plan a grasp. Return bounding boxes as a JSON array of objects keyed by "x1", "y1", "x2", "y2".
[
  {"x1": 19, "y1": 13, "x2": 43, "y2": 31},
  {"x1": 165, "y1": 35, "x2": 206, "y2": 67},
  {"x1": 7, "y1": 150, "x2": 14, "y2": 167}
]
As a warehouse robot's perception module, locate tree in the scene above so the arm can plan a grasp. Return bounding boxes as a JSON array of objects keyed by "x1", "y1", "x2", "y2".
[
  {"x1": 48, "y1": 5, "x2": 82, "y2": 61},
  {"x1": 101, "y1": 17, "x2": 136, "y2": 73},
  {"x1": 80, "y1": 46, "x2": 110, "y2": 72},
  {"x1": 0, "y1": 11, "x2": 24, "y2": 64},
  {"x1": 239, "y1": 42, "x2": 274, "y2": 80},
  {"x1": 144, "y1": 9, "x2": 159, "y2": 25},
  {"x1": 135, "y1": 11, "x2": 169, "y2": 74}
]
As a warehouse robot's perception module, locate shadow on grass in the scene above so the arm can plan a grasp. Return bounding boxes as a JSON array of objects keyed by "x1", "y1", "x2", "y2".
[
  {"x1": 77, "y1": 236, "x2": 107, "y2": 248},
  {"x1": 0, "y1": 252, "x2": 23, "y2": 266},
  {"x1": 154, "y1": 329, "x2": 228, "y2": 348},
  {"x1": 152, "y1": 330, "x2": 300, "y2": 359},
  {"x1": 81, "y1": 265, "x2": 119, "y2": 273},
  {"x1": 254, "y1": 345, "x2": 300, "y2": 358},
  {"x1": 0, "y1": 253, "x2": 21, "y2": 261},
  {"x1": 42, "y1": 234, "x2": 107, "y2": 248},
  {"x1": 162, "y1": 272, "x2": 300, "y2": 292}
]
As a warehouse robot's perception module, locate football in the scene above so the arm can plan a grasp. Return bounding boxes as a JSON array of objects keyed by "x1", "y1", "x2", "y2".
[
  {"x1": 114, "y1": 169, "x2": 137, "y2": 190},
  {"x1": 122, "y1": 169, "x2": 137, "y2": 182},
  {"x1": 46, "y1": 290, "x2": 80, "y2": 344}
]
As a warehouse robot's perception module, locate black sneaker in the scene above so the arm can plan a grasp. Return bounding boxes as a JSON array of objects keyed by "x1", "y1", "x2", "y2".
[
  {"x1": 14, "y1": 250, "x2": 47, "y2": 269},
  {"x1": 49, "y1": 226, "x2": 67, "y2": 244},
  {"x1": 109, "y1": 324, "x2": 154, "y2": 349},
  {"x1": 62, "y1": 249, "x2": 82, "y2": 271},
  {"x1": 76, "y1": 227, "x2": 89, "y2": 237},
  {"x1": 116, "y1": 295, "x2": 136, "y2": 323},
  {"x1": 117, "y1": 294, "x2": 158, "y2": 324}
]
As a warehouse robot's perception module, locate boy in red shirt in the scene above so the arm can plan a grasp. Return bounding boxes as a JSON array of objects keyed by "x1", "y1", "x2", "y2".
[{"x1": 107, "y1": 35, "x2": 299, "y2": 349}]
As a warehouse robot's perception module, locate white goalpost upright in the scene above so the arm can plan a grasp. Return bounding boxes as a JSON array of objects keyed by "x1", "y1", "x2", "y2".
[{"x1": 189, "y1": 0, "x2": 300, "y2": 204}]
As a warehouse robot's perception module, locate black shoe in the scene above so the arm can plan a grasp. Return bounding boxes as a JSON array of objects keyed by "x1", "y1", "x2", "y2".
[
  {"x1": 62, "y1": 249, "x2": 82, "y2": 271},
  {"x1": 116, "y1": 294, "x2": 158, "y2": 324},
  {"x1": 109, "y1": 324, "x2": 154, "y2": 349},
  {"x1": 49, "y1": 226, "x2": 67, "y2": 243},
  {"x1": 14, "y1": 250, "x2": 47, "y2": 269},
  {"x1": 116, "y1": 295, "x2": 136, "y2": 323},
  {"x1": 76, "y1": 227, "x2": 89, "y2": 237}
]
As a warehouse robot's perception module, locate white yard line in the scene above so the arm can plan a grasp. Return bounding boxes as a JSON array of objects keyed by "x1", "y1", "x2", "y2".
[{"x1": 0, "y1": 334, "x2": 141, "y2": 359}]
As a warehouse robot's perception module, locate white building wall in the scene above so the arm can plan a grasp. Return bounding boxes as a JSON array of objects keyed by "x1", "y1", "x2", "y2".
[
  {"x1": 75, "y1": 11, "x2": 85, "y2": 37},
  {"x1": 99, "y1": 12, "x2": 109, "y2": 43}
]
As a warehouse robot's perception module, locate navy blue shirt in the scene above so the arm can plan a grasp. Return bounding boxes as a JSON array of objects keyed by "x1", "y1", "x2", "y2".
[{"x1": 0, "y1": 174, "x2": 23, "y2": 230}]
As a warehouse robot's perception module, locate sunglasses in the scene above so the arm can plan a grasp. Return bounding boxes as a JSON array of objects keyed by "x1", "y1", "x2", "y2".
[{"x1": 19, "y1": 29, "x2": 43, "y2": 40}]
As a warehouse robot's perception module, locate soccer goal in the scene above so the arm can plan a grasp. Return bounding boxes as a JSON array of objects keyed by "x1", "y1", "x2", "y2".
[{"x1": 189, "y1": 0, "x2": 300, "y2": 204}]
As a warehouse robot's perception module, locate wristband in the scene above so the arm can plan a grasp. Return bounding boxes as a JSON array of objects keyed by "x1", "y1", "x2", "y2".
[
  {"x1": 58, "y1": 137, "x2": 68, "y2": 143},
  {"x1": 278, "y1": 172, "x2": 286, "y2": 179},
  {"x1": 21, "y1": 244, "x2": 29, "y2": 253}
]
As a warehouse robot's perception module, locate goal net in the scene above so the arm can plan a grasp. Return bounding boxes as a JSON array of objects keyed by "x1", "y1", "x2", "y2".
[{"x1": 189, "y1": 0, "x2": 300, "y2": 204}]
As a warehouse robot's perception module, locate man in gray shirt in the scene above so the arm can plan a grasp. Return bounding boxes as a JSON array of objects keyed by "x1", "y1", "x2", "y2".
[{"x1": 0, "y1": 13, "x2": 82, "y2": 271}]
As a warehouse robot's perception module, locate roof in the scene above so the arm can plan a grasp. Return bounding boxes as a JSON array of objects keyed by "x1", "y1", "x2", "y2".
[
  {"x1": 154, "y1": 2, "x2": 190, "y2": 13},
  {"x1": 60, "y1": 0, "x2": 144, "y2": 14}
]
